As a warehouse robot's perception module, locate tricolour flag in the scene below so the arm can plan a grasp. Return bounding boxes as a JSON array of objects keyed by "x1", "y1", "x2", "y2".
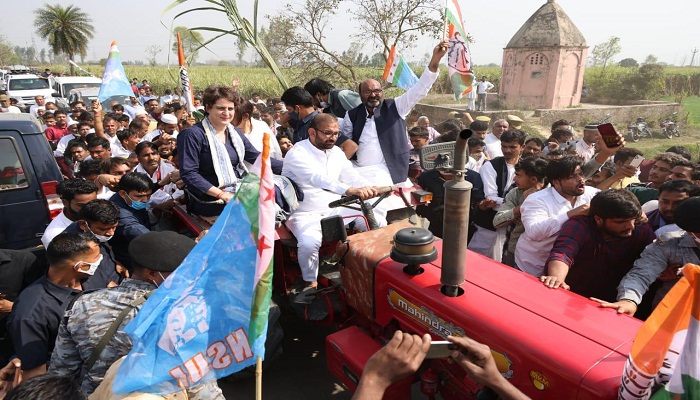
[
  {"x1": 445, "y1": 0, "x2": 475, "y2": 100},
  {"x1": 619, "y1": 264, "x2": 700, "y2": 400},
  {"x1": 113, "y1": 135, "x2": 276, "y2": 394},
  {"x1": 177, "y1": 32, "x2": 196, "y2": 114},
  {"x1": 97, "y1": 42, "x2": 135, "y2": 104},
  {"x1": 382, "y1": 45, "x2": 419, "y2": 91}
]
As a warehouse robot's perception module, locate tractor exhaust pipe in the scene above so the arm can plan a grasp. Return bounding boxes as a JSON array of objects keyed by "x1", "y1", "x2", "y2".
[{"x1": 440, "y1": 129, "x2": 473, "y2": 297}]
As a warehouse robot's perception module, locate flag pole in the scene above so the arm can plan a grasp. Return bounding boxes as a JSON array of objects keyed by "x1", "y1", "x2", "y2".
[
  {"x1": 255, "y1": 356, "x2": 263, "y2": 400},
  {"x1": 443, "y1": 0, "x2": 449, "y2": 41}
]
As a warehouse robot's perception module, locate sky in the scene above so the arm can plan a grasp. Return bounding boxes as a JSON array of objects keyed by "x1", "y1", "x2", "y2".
[{"x1": 2, "y1": 0, "x2": 699, "y2": 67}]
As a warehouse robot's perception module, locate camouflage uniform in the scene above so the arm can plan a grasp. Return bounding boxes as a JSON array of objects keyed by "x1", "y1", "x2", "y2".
[{"x1": 49, "y1": 278, "x2": 225, "y2": 399}]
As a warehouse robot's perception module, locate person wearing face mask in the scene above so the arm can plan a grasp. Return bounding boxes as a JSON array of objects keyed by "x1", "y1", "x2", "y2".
[
  {"x1": 42, "y1": 179, "x2": 99, "y2": 249},
  {"x1": 109, "y1": 172, "x2": 153, "y2": 271},
  {"x1": 63, "y1": 199, "x2": 121, "y2": 289},
  {"x1": 595, "y1": 196, "x2": 700, "y2": 318},
  {"x1": 5, "y1": 232, "x2": 103, "y2": 381},
  {"x1": 48, "y1": 231, "x2": 225, "y2": 398}
]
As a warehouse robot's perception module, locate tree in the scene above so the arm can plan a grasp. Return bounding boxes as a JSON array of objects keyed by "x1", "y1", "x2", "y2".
[
  {"x1": 266, "y1": 0, "x2": 361, "y2": 86},
  {"x1": 171, "y1": 26, "x2": 204, "y2": 65},
  {"x1": 34, "y1": 4, "x2": 94, "y2": 75},
  {"x1": 618, "y1": 58, "x2": 638, "y2": 67},
  {"x1": 236, "y1": 37, "x2": 246, "y2": 65},
  {"x1": 39, "y1": 48, "x2": 46, "y2": 63},
  {"x1": 644, "y1": 54, "x2": 658, "y2": 65},
  {"x1": 145, "y1": 44, "x2": 163, "y2": 66},
  {"x1": 591, "y1": 36, "x2": 621, "y2": 68},
  {"x1": 0, "y1": 36, "x2": 19, "y2": 65},
  {"x1": 348, "y1": 0, "x2": 442, "y2": 60}
]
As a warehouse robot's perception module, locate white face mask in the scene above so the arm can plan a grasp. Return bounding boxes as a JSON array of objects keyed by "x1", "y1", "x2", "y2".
[
  {"x1": 319, "y1": 101, "x2": 329, "y2": 109},
  {"x1": 74, "y1": 254, "x2": 104, "y2": 276},
  {"x1": 85, "y1": 224, "x2": 112, "y2": 243},
  {"x1": 152, "y1": 271, "x2": 166, "y2": 288},
  {"x1": 171, "y1": 129, "x2": 179, "y2": 137}
]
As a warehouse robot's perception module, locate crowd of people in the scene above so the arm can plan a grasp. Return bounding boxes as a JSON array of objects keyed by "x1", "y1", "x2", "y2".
[{"x1": 0, "y1": 38, "x2": 698, "y2": 398}]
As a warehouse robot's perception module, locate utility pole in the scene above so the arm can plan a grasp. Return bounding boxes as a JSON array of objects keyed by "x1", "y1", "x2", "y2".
[{"x1": 690, "y1": 47, "x2": 698, "y2": 67}]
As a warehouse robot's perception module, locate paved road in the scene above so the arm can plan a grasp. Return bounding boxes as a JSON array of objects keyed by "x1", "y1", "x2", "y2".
[{"x1": 219, "y1": 315, "x2": 353, "y2": 400}]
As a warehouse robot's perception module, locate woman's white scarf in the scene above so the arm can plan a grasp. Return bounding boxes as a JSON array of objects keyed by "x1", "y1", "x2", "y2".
[{"x1": 202, "y1": 117, "x2": 248, "y2": 191}]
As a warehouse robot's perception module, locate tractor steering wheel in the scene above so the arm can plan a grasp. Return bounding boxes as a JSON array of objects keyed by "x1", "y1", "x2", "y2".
[{"x1": 328, "y1": 186, "x2": 394, "y2": 230}]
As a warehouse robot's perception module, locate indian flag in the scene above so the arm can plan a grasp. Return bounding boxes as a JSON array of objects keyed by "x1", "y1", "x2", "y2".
[
  {"x1": 619, "y1": 264, "x2": 700, "y2": 400},
  {"x1": 114, "y1": 136, "x2": 276, "y2": 394},
  {"x1": 177, "y1": 32, "x2": 196, "y2": 115},
  {"x1": 445, "y1": 0, "x2": 475, "y2": 100},
  {"x1": 382, "y1": 45, "x2": 419, "y2": 91}
]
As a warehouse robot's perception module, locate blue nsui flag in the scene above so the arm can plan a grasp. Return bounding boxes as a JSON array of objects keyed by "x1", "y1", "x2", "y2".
[{"x1": 98, "y1": 41, "x2": 135, "y2": 104}]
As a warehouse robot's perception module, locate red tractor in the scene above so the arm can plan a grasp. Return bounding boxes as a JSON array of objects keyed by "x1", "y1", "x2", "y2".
[{"x1": 174, "y1": 130, "x2": 642, "y2": 398}]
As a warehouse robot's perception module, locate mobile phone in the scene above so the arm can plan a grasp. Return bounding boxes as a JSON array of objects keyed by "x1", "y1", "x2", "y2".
[
  {"x1": 425, "y1": 341, "x2": 457, "y2": 359},
  {"x1": 564, "y1": 140, "x2": 577, "y2": 151},
  {"x1": 598, "y1": 123, "x2": 620, "y2": 147},
  {"x1": 629, "y1": 155, "x2": 644, "y2": 168}
]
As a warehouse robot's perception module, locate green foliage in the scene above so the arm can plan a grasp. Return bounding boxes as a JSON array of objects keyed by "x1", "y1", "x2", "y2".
[
  {"x1": 171, "y1": 26, "x2": 204, "y2": 65},
  {"x1": 591, "y1": 36, "x2": 622, "y2": 68},
  {"x1": 33, "y1": 4, "x2": 94, "y2": 74},
  {"x1": 618, "y1": 58, "x2": 638, "y2": 67},
  {"x1": 0, "y1": 36, "x2": 19, "y2": 65}
]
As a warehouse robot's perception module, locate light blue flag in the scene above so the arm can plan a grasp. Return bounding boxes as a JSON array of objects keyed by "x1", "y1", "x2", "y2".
[
  {"x1": 113, "y1": 165, "x2": 275, "y2": 395},
  {"x1": 98, "y1": 41, "x2": 135, "y2": 103}
]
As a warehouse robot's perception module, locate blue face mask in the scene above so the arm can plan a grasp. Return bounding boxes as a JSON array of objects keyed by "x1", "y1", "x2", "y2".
[{"x1": 126, "y1": 194, "x2": 149, "y2": 210}]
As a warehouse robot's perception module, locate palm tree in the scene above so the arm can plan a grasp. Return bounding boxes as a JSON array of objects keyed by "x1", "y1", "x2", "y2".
[{"x1": 34, "y1": 4, "x2": 94, "y2": 75}]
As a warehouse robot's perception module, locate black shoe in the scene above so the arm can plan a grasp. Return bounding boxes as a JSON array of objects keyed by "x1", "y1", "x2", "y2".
[{"x1": 293, "y1": 286, "x2": 317, "y2": 305}]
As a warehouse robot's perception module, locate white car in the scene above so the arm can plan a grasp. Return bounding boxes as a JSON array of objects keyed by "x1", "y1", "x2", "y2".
[
  {"x1": 49, "y1": 76, "x2": 102, "y2": 109},
  {"x1": 5, "y1": 74, "x2": 55, "y2": 109}
]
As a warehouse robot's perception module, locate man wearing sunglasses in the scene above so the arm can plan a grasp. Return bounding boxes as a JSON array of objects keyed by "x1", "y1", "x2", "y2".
[{"x1": 283, "y1": 114, "x2": 381, "y2": 304}]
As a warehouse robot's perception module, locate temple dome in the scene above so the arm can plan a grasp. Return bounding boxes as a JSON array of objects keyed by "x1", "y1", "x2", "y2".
[{"x1": 506, "y1": 0, "x2": 586, "y2": 48}]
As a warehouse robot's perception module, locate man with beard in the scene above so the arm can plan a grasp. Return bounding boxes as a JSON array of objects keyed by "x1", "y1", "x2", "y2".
[
  {"x1": 41, "y1": 179, "x2": 98, "y2": 248},
  {"x1": 341, "y1": 40, "x2": 448, "y2": 187},
  {"x1": 540, "y1": 189, "x2": 654, "y2": 302},
  {"x1": 282, "y1": 114, "x2": 380, "y2": 304},
  {"x1": 515, "y1": 156, "x2": 599, "y2": 276}
]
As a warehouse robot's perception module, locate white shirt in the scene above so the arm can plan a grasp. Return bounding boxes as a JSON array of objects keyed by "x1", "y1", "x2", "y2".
[
  {"x1": 466, "y1": 156, "x2": 485, "y2": 172},
  {"x1": 575, "y1": 139, "x2": 596, "y2": 163},
  {"x1": 515, "y1": 185, "x2": 599, "y2": 276},
  {"x1": 111, "y1": 141, "x2": 132, "y2": 158},
  {"x1": 0, "y1": 106, "x2": 20, "y2": 113},
  {"x1": 282, "y1": 139, "x2": 370, "y2": 213},
  {"x1": 97, "y1": 185, "x2": 115, "y2": 200},
  {"x1": 41, "y1": 211, "x2": 73, "y2": 248},
  {"x1": 243, "y1": 119, "x2": 283, "y2": 161},
  {"x1": 479, "y1": 159, "x2": 515, "y2": 208},
  {"x1": 340, "y1": 67, "x2": 439, "y2": 185},
  {"x1": 483, "y1": 133, "x2": 503, "y2": 159},
  {"x1": 124, "y1": 104, "x2": 146, "y2": 120},
  {"x1": 475, "y1": 81, "x2": 494, "y2": 94},
  {"x1": 135, "y1": 161, "x2": 183, "y2": 206},
  {"x1": 55, "y1": 134, "x2": 80, "y2": 157}
]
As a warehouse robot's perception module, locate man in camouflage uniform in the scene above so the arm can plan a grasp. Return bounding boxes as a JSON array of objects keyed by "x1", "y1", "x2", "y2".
[{"x1": 48, "y1": 231, "x2": 225, "y2": 399}]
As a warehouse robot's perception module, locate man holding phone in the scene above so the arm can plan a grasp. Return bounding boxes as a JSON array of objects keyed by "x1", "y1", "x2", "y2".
[{"x1": 574, "y1": 124, "x2": 600, "y2": 163}]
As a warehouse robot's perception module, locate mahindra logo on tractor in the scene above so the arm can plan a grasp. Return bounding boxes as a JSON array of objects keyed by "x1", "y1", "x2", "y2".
[{"x1": 387, "y1": 288, "x2": 465, "y2": 338}]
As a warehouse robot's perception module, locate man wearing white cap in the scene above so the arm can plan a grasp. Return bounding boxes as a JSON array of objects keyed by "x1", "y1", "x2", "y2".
[{"x1": 143, "y1": 114, "x2": 179, "y2": 142}]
